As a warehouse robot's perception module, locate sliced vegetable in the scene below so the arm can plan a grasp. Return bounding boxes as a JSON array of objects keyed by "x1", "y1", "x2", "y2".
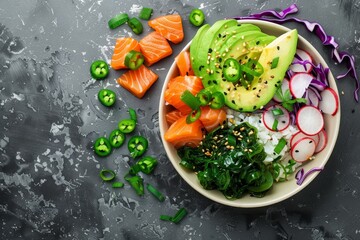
[
  {"x1": 274, "y1": 138, "x2": 287, "y2": 154},
  {"x1": 296, "y1": 106, "x2": 324, "y2": 135},
  {"x1": 109, "y1": 129, "x2": 126, "y2": 148},
  {"x1": 271, "y1": 107, "x2": 284, "y2": 116},
  {"x1": 290, "y1": 49, "x2": 313, "y2": 73},
  {"x1": 318, "y1": 87, "x2": 339, "y2": 115},
  {"x1": 160, "y1": 208, "x2": 187, "y2": 224},
  {"x1": 295, "y1": 167, "x2": 323, "y2": 185},
  {"x1": 118, "y1": 119, "x2": 136, "y2": 134},
  {"x1": 94, "y1": 137, "x2": 112, "y2": 157},
  {"x1": 223, "y1": 58, "x2": 242, "y2": 82},
  {"x1": 108, "y1": 13, "x2": 129, "y2": 29},
  {"x1": 146, "y1": 184, "x2": 165, "y2": 202},
  {"x1": 291, "y1": 137, "x2": 316, "y2": 162},
  {"x1": 100, "y1": 169, "x2": 116, "y2": 181},
  {"x1": 271, "y1": 57, "x2": 279, "y2": 69},
  {"x1": 262, "y1": 105, "x2": 290, "y2": 132},
  {"x1": 124, "y1": 174, "x2": 144, "y2": 196},
  {"x1": 186, "y1": 109, "x2": 202, "y2": 124},
  {"x1": 128, "y1": 108, "x2": 137, "y2": 122},
  {"x1": 117, "y1": 65, "x2": 159, "y2": 98},
  {"x1": 90, "y1": 60, "x2": 109, "y2": 80},
  {"x1": 131, "y1": 156, "x2": 158, "y2": 174},
  {"x1": 139, "y1": 7, "x2": 153, "y2": 20},
  {"x1": 209, "y1": 92, "x2": 225, "y2": 109},
  {"x1": 112, "y1": 182, "x2": 125, "y2": 188},
  {"x1": 273, "y1": 78, "x2": 290, "y2": 102},
  {"x1": 315, "y1": 129, "x2": 327, "y2": 153},
  {"x1": 124, "y1": 50, "x2": 144, "y2": 70},
  {"x1": 128, "y1": 136, "x2": 148, "y2": 158},
  {"x1": 196, "y1": 89, "x2": 212, "y2": 106},
  {"x1": 111, "y1": 38, "x2": 141, "y2": 70},
  {"x1": 180, "y1": 90, "x2": 201, "y2": 110},
  {"x1": 128, "y1": 17, "x2": 143, "y2": 35},
  {"x1": 98, "y1": 89, "x2": 116, "y2": 107},
  {"x1": 289, "y1": 73, "x2": 314, "y2": 98},
  {"x1": 189, "y1": 9, "x2": 205, "y2": 27}
]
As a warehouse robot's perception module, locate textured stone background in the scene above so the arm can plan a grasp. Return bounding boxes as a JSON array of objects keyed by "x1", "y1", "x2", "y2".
[{"x1": 1, "y1": 0, "x2": 360, "y2": 239}]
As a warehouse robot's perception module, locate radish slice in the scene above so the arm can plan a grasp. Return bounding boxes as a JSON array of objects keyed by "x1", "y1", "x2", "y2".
[
  {"x1": 315, "y1": 129, "x2": 327, "y2": 153},
  {"x1": 289, "y1": 73, "x2": 314, "y2": 98},
  {"x1": 296, "y1": 106, "x2": 324, "y2": 135},
  {"x1": 262, "y1": 105, "x2": 290, "y2": 132},
  {"x1": 290, "y1": 130, "x2": 319, "y2": 148},
  {"x1": 291, "y1": 137, "x2": 316, "y2": 162},
  {"x1": 273, "y1": 78, "x2": 290, "y2": 102},
  {"x1": 318, "y1": 87, "x2": 339, "y2": 116},
  {"x1": 289, "y1": 49, "x2": 313, "y2": 73},
  {"x1": 306, "y1": 88, "x2": 320, "y2": 107}
]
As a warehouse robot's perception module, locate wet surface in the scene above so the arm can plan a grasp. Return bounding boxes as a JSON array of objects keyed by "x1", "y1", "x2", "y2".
[{"x1": 1, "y1": 0, "x2": 360, "y2": 239}]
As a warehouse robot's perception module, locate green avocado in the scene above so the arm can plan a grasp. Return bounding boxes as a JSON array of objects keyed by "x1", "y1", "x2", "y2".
[{"x1": 222, "y1": 29, "x2": 298, "y2": 111}]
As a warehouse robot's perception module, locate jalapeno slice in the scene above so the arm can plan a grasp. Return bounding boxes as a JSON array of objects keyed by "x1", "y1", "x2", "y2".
[
  {"x1": 137, "y1": 156, "x2": 158, "y2": 174},
  {"x1": 223, "y1": 58, "x2": 242, "y2": 82},
  {"x1": 125, "y1": 50, "x2": 144, "y2": 70},
  {"x1": 128, "y1": 136, "x2": 148, "y2": 158},
  {"x1": 186, "y1": 109, "x2": 201, "y2": 124},
  {"x1": 118, "y1": 119, "x2": 136, "y2": 134},
  {"x1": 109, "y1": 129, "x2": 126, "y2": 148},
  {"x1": 196, "y1": 89, "x2": 212, "y2": 106},
  {"x1": 94, "y1": 137, "x2": 112, "y2": 157},
  {"x1": 98, "y1": 89, "x2": 116, "y2": 107},
  {"x1": 90, "y1": 60, "x2": 109, "y2": 80},
  {"x1": 189, "y1": 9, "x2": 205, "y2": 27},
  {"x1": 128, "y1": 17, "x2": 143, "y2": 35},
  {"x1": 209, "y1": 91, "x2": 225, "y2": 109},
  {"x1": 108, "y1": 13, "x2": 129, "y2": 29}
]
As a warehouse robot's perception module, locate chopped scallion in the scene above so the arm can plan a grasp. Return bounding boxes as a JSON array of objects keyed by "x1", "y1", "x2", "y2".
[
  {"x1": 139, "y1": 7, "x2": 153, "y2": 20},
  {"x1": 274, "y1": 138, "x2": 287, "y2": 154},
  {"x1": 124, "y1": 174, "x2": 144, "y2": 196},
  {"x1": 128, "y1": 108, "x2": 137, "y2": 122},
  {"x1": 271, "y1": 108, "x2": 284, "y2": 116},
  {"x1": 271, "y1": 57, "x2": 280, "y2": 69},
  {"x1": 112, "y1": 182, "x2": 124, "y2": 188},
  {"x1": 160, "y1": 208, "x2": 187, "y2": 224},
  {"x1": 146, "y1": 184, "x2": 165, "y2": 202},
  {"x1": 272, "y1": 119, "x2": 279, "y2": 131},
  {"x1": 180, "y1": 90, "x2": 201, "y2": 110}
]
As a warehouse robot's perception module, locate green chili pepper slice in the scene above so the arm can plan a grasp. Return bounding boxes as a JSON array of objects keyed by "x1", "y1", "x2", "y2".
[
  {"x1": 108, "y1": 13, "x2": 129, "y2": 29},
  {"x1": 128, "y1": 108, "x2": 137, "y2": 122},
  {"x1": 189, "y1": 9, "x2": 205, "y2": 27},
  {"x1": 186, "y1": 109, "x2": 201, "y2": 124},
  {"x1": 139, "y1": 7, "x2": 153, "y2": 20},
  {"x1": 209, "y1": 91, "x2": 225, "y2": 109},
  {"x1": 118, "y1": 119, "x2": 136, "y2": 134},
  {"x1": 124, "y1": 174, "x2": 144, "y2": 196},
  {"x1": 99, "y1": 169, "x2": 116, "y2": 181},
  {"x1": 90, "y1": 60, "x2": 109, "y2": 80},
  {"x1": 137, "y1": 156, "x2": 158, "y2": 174},
  {"x1": 128, "y1": 136, "x2": 148, "y2": 158},
  {"x1": 196, "y1": 89, "x2": 212, "y2": 106},
  {"x1": 109, "y1": 129, "x2": 126, "y2": 148},
  {"x1": 94, "y1": 137, "x2": 112, "y2": 157},
  {"x1": 125, "y1": 50, "x2": 144, "y2": 70},
  {"x1": 128, "y1": 17, "x2": 143, "y2": 35},
  {"x1": 223, "y1": 58, "x2": 242, "y2": 82},
  {"x1": 98, "y1": 89, "x2": 116, "y2": 107}
]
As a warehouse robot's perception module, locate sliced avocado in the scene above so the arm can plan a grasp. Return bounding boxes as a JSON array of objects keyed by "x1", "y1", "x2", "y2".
[
  {"x1": 238, "y1": 36, "x2": 277, "y2": 65},
  {"x1": 222, "y1": 29, "x2": 298, "y2": 112},
  {"x1": 191, "y1": 19, "x2": 239, "y2": 77},
  {"x1": 190, "y1": 23, "x2": 210, "y2": 64}
]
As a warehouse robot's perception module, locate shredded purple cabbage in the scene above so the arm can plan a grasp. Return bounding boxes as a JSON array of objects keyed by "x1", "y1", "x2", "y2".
[
  {"x1": 295, "y1": 167, "x2": 323, "y2": 185},
  {"x1": 233, "y1": 4, "x2": 360, "y2": 101}
]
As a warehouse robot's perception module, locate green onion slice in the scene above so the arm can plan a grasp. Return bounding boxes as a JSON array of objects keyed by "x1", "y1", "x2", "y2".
[
  {"x1": 146, "y1": 184, "x2": 165, "y2": 202},
  {"x1": 181, "y1": 90, "x2": 201, "y2": 110},
  {"x1": 124, "y1": 174, "x2": 144, "y2": 196},
  {"x1": 274, "y1": 138, "x2": 287, "y2": 154},
  {"x1": 272, "y1": 119, "x2": 279, "y2": 131},
  {"x1": 128, "y1": 108, "x2": 137, "y2": 122},
  {"x1": 108, "y1": 13, "x2": 129, "y2": 29},
  {"x1": 128, "y1": 17, "x2": 143, "y2": 35},
  {"x1": 100, "y1": 169, "x2": 116, "y2": 181},
  {"x1": 112, "y1": 182, "x2": 124, "y2": 188},
  {"x1": 271, "y1": 57, "x2": 280, "y2": 69},
  {"x1": 271, "y1": 108, "x2": 284, "y2": 116},
  {"x1": 160, "y1": 208, "x2": 188, "y2": 224},
  {"x1": 139, "y1": 7, "x2": 153, "y2": 20}
]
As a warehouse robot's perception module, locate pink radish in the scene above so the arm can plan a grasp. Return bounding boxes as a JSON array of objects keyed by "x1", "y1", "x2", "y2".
[
  {"x1": 318, "y1": 87, "x2": 339, "y2": 116},
  {"x1": 306, "y1": 88, "x2": 320, "y2": 107},
  {"x1": 289, "y1": 73, "x2": 314, "y2": 98},
  {"x1": 291, "y1": 137, "x2": 316, "y2": 162},
  {"x1": 262, "y1": 105, "x2": 290, "y2": 132},
  {"x1": 315, "y1": 129, "x2": 327, "y2": 153},
  {"x1": 290, "y1": 130, "x2": 319, "y2": 148},
  {"x1": 296, "y1": 106, "x2": 324, "y2": 136},
  {"x1": 289, "y1": 49, "x2": 313, "y2": 73},
  {"x1": 273, "y1": 78, "x2": 290, "y2": 102}
]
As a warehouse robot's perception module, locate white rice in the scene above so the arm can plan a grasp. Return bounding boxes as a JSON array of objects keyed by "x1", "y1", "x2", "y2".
[{"x1": 226, "y1": 109, "x2": 299, "y2": 165}]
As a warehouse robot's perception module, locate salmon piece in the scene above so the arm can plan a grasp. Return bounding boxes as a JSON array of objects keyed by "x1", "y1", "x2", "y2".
[
  {"x1": 117, "y1": 65, "x2": 158, "y2": 98},
  {"x1": 148, "y1": 15, "x2": 184, "y2": 44},
  {"x1": 199, "y1": 106, "x2": 227, "y2": 132},
  {"x1": 111, "y1": 38, "x2": 141, "y2": 70},
  {"x1": 139, "y1": 32, "x2": 173, "y2": 66},
  {"x1": 165, "y1": 109, "x2": 185, "y2": 126},
  {"x1": 175, "y1": 51, "x2": 194, "y2": 76},
  {"x1": 164, "y1": 116, "x2": 204, "y2": 148},
  {"x1": 164, "y1": 76, "x2": 204, "y2": 114}
]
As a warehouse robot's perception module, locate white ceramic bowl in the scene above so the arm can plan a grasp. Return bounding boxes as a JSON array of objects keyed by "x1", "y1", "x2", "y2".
[{"x1": 159, "y1": 20, "x2": 340, "y2": 208}]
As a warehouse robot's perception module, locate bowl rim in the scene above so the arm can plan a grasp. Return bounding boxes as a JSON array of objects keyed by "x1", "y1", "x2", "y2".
[{"x1": 158, "y1": 19, "x2": 341, "y2": 208}]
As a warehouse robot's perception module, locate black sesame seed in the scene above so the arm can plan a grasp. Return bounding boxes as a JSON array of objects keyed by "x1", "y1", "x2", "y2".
[
  {"x1": 224, "y1": 92, "x2": 227, "y2": 95},
  {"x1": 212, "y1": 80, "x2": 217, "y2": 84},
  {"x1": 219, "y1": 58, "x2": 222, "y2": 63},
  {"x1": 253, "y1": 106, "x2": 256, "y2": 110},
  {"x1": 199, "y1": 65, "x2": 204, "y2": 71},
  {"x1": 208, "y1": 48, "x2": 213, "y2": 53},
  {"x1": 208, "y1": 80, "x2": 212, "y2": 85},
  {"x1": 277, "y1": 46, "x2": 280, "y2": 50},
  {"x1": 218, "y1": 33, "x2": 221, "y2": 38},
  {"x1": 232, "y1": 100, "x2": 235, "y2": 104},
  {"x1": 252, "y1": 87, "x2": 257, "y2": 90},
  {"x1": 295, "y1": 150, "x2": 299, "y2": 153},
  {"x1": 256, "y1": 41, "x2": 260, "y2": 45}
]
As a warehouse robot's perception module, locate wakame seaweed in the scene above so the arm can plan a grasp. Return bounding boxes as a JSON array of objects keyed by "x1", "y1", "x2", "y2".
[{"x1": 177, "y1": 122, "x2": 274, "y2": 199}]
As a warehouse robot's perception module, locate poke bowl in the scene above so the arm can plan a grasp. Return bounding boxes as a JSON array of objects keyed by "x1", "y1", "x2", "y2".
[{"x1": 159, "y1": 20, "x2": 340, "y2": 208}]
